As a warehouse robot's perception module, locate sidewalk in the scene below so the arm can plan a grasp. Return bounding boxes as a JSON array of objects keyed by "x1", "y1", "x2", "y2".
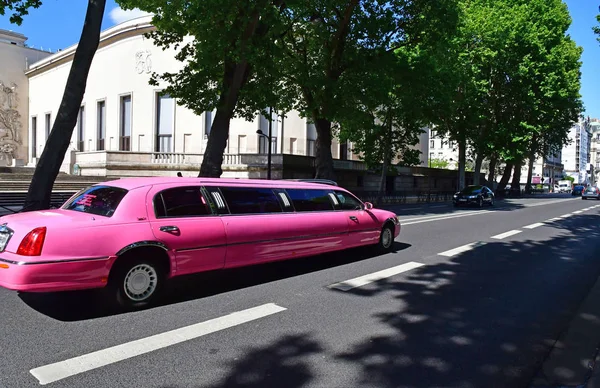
[{"x1": 530, "y1": 274, "x2": 600, "y2": 388}]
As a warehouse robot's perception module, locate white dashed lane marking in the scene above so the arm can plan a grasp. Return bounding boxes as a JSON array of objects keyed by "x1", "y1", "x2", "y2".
[
  {"x1": 328, "y1": 261, "x2": 425, "y2": 291},
  {"x1": 491, "y1": 230, "x2": 522, "y2": 240},
  {"x1": 523, "y1": 222, "x2": 545, "y2": 229},
  {"x1": 30, "y1": 303, "x2": 287, "y2": 385},
  {"x1": 438, "y1": 242, "x2": 486, "y2": 257}
]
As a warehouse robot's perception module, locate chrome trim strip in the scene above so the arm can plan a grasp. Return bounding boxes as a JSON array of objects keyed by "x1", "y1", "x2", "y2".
[
  {"x1": 174, "y1": 228, "x2": 381, "y2": 252},
  {"x1": 0, "y1": 256, "x2": 109, "y2": 266},
  {"x1": 116, "y1": 241, "x2": 169, "y2": 256}
]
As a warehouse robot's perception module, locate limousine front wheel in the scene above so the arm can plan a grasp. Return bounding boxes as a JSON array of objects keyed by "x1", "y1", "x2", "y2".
[
  {"x1": 378, "y1": 225, "x2": 395, "y2": 252},
  {"x1": 109, "y1": 256, "x2": 166, "y2": 310}
]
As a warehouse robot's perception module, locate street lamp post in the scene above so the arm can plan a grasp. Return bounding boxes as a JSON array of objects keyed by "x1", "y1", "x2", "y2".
[{"x1": 256, "y1": 107, "x2": 273, "y2": 179}]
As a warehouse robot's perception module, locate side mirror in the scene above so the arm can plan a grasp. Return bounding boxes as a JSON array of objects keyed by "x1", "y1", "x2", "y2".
[{"x1": 364, "y1": 202, "x2": 373, "y2": 210}]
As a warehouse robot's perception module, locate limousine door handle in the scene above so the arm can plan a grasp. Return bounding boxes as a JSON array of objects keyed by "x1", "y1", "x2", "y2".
[
  {"x1": 349, "y1": 216, "x2": 358, "y2": 222},
  {"x1": 159, "y1": 225, "x2": 180, "y2": 233}
]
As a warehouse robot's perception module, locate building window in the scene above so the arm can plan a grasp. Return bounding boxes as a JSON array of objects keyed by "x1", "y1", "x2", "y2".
[
  {"x1": 204, "y1": 110, "x2": 213, "y2": 137},
  {"x1": 430, "y1": 140, "x2": 435, "y2": 149},
  {"x1": 97, "y1": 101, "x2": 106, "y2": 151},
  {"x1": 156, "y1": 92, "x2": 174, "y2": 153},
  {"x1": 119, "y1": 95, "x2": 131, "y2": 151},
  {"x1": 449, "y1": 140, "x2": 454, "y2": 149},
  {"x1": 431, "y1": 130, "x2": 436, "y2": 138},
  {"x1": 429, "y1": 152, "x2": 434, "y2": 160},
  {"x1": 77, "y1": 106, "x2": 85, "y2": 151},
  {"x1": 31, "y1": 116, "x2": 37, "y2": 158},
  {"x1": 340, "y1": 141, "x2": 348, "y2": 160},
  {"x1": 45, "y1": 113, "x2": 51, "y2": 138},
  {"x1": 307, "y1": 122, "x2": 317, "y2": 157}
]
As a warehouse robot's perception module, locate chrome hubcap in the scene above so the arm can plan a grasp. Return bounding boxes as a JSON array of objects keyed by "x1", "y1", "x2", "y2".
[
  {"x1": 124, "y1": 264, "x2": 158, "y2": 302},
  {"x1": 382, "y1": 228, "x2": 393, "y2": 248}
]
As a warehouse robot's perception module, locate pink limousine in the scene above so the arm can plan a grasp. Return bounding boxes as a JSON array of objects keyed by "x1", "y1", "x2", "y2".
[{"x1": 0, "y1": 178, "x2": 400, "y2": 309}]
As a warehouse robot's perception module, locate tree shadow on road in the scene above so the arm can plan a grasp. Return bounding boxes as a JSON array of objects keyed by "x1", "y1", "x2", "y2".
[
  {"x1": 159, "y1": 213, "x2": 600, "y2": 388},
  {"x1": 18, "y1": 242, "x2": 411, "y2": 321}
]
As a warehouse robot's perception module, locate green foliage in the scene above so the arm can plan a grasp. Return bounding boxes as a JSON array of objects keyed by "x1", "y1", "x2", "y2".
[
  {"x1": 0, "y1": 0, "x2": 42, "y2": 25},
  {"x1": 116, "y1": 0, "x2": 289, "y2": 120},
  {"x1": 430, "y1": 158, "x2": 449, "y2": 169},
  {"x1": 594, "y1": 14, "x2": 600, "y2": 43},
  {"x1": 564, "y1": 176, "x2": 574, "y2": 183}
]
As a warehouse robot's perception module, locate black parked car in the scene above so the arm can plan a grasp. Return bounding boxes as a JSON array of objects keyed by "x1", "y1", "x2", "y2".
[
  {"x1": 572, "y1": 185, "x2": 585, "y2": 196},
  {"x1": 453, "y1": 185, "x2": 495, "y2": 207}
]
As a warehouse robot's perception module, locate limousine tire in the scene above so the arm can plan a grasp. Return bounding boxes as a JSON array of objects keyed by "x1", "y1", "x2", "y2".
[
  {"x1": 378, "y1": 224, "x2": 395, "y2": 252},
  {"x1": 109, "y1": 254, "x2": 166, "y2": 310}
]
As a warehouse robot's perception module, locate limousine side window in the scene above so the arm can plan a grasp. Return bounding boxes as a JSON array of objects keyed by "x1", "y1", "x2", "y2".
[
  {"x1": 219, "y1": 187, "x2": 282, "y2": 214},
  {"x1": 155, "y1": 186, "x2": 210, "y2": 218},
  {"x1": 333, "y1": 190, "x2": 363, "y2": 210},
  {"x1": 285, "y1": 189, "x2": 334, "y2": 212}
]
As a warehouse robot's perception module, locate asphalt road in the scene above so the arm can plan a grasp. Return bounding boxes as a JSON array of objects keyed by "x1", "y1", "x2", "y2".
[{"x1": 1, "y1": 194, "x2": 600, "y2": 388}]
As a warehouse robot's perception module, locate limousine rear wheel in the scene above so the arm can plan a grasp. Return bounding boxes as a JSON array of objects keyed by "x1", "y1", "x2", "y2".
[
  {"x1": 378, "y1": 224, "x2": 394, "y2": 252},
  {"x1": 109, "y1": 255, "x2": 166, "y2": 310}
]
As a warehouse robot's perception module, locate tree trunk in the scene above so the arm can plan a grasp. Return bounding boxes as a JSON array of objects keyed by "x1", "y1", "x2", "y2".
[
  {"x1": 496, "y1": 162, "x2": 513, "y2": 193},
  {"x1": 198, "y1": 2, "x2": 268, "y2": 177},
  {"x1": 525, "y1": 150, "x2": 535, "y2": 194},
  {"x1": 314, "y1": 118, "x2": 336, "y2": 180},
  {"x1": 511, "y1": 161, "x2": 522, "y2": 195},
  {"x1": 23, "y1": 0, "x2": 106, "y2": 211},
  {"x1": 458, "y1": 136, "x2": 466, "y2": 189},
  {"x1": 487, "y1": 155, "x2": 498, "y2": 187},
  {"x1": 473, "y1": 153, "x2": 484, "y2": 185}
]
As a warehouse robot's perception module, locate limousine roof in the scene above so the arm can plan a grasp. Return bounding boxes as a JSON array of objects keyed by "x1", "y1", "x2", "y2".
[{"x1": 98, "y1": 177, "x2": 343, "y2": 191}]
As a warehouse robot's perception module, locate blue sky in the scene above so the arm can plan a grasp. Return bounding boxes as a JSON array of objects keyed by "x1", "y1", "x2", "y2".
[{"x1": 1, "y1": 0, "x2": 599, "y2": 118}]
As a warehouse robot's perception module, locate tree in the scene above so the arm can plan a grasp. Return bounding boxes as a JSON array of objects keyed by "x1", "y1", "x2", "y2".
[
  {"x1": 430, "y1": 159, "x2": 450, "y2": 169},
  {"x1": 118, "y1": 0, "x2": 289, "y2": 177},
  {"x1": 593, "y1": 11, "x2": 600, "y2": 43},
  {"x1": 277, "y1": 0, "x2": 458, "y2": 180},
  {"x1": 12, "y1": 0, "x2": 107, "y2": 210},
  {"x1": 0, "y1": 1, "x2": 42, "y2": 24}
]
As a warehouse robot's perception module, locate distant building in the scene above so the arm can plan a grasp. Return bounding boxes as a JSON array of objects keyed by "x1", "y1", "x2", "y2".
[
  {"x1": 0, "y1": 29, "x2": 51, "y2": 166},
  {"x1": 562, "y1": 117, "x2": 592, "y2": 184}
]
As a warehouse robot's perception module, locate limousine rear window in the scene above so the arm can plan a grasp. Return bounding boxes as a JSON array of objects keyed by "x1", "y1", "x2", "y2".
[
  {"x1": 155, "y1": 187, "x2": 210, "y2": 218},
  {"x1": 219, "y1": 187, "x2": 283, "y2": 214},
  {"x1": 285, "y1": 189, "x2": 334, "y2": 212},
  {"x1": 62, "y1": 185, "x2": 127, "y2": 217}
]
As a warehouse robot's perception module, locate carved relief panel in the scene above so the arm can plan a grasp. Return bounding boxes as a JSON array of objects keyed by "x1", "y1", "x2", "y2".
[{"x1": 0, "y1": 81, "x2": 22, "y2": 166}]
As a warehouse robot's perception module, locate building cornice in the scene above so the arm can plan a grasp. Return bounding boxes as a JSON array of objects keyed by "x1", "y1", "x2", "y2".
[{"x1": 25, "y1": 15, "x2": 155, "y2": 77}]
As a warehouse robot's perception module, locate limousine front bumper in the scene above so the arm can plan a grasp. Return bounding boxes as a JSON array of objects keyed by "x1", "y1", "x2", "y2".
[{"x1": 0, "y1": 252, "x2": 114, "y2": 292}]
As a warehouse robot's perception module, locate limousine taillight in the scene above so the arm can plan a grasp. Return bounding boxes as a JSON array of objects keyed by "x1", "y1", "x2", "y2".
[{"x1": 16, "y1": 227, "x2": 47, "y2": 256}]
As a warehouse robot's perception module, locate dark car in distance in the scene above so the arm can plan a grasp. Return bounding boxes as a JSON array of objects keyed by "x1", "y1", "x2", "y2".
[
  {"x1": 453, "y1": 185, "x2": 495, "y2": 207},
  {"x1": 572, "y1": 185, "x2": 585, "y2": 196}
]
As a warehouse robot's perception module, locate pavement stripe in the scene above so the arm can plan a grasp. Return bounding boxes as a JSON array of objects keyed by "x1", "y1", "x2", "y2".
[
  {"x1": 547, "y1": 217, "x2": 562, "y2": 222},
  {"x1": 29, "y1": 303, "x2": 287, "y2": 385},
  {"x1": 523, "y1": 222, "x2": 545, "y2": 229},
  {"x1": 491, "y1": 230, "x2": 522, "y2": 240},
  {"x1": 558, "y1": 213, "x2": 572, "y2": 218},
  {"x1": 402, "y1": 211, "x2": 495, "y2": 226},
  {"x1": 399, "y1": 210, "x2": 482, "y2": 223},
  {"x1": 438, "y1": 242, "x2": 486, "y2": 257},
  {"x1": 328, "y1": 261, "x2": 425, "y2": 291},
  {"x1": 573, "y1": 210, "x2": 583, "y2": 214}
]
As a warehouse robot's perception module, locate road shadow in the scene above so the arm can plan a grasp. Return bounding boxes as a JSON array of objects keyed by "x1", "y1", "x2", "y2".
[
  {"x1": 163, "y1": 213, "x2": 600, "y2": 388},
  {"x1": 18, "y1": 241, "x2": 411, "y2": 322}
]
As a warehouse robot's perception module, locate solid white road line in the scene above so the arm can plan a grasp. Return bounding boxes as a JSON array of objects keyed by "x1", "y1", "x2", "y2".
[
  {"x1": 30, "y1": 303, "x2": 287, "y2": 385},
  {"x1": 573, "y1": 210, "x2": 583, "y2": 214},
  {"x1": 399, "y1": 210, "x2": 483, "y2": 223},
  {"x1": 402, "y1": 211, "x2": 496, "y2": 226},
  {"x1": 491, "y1": 230, "x2": 522, "y2": 240},
  {"x1": 328, "y1": 261, "x2": 425, "y2": 291},
  {"x1": 547, "y1": 217, "x2": 562, "y2": 222},
  {"x1": 558, "y1": 213, "x2": 572, "y2": 218},
  {"x1": 438, "y1": 242, "x2": 486, "y2": 257},
  {"x1": 523, "y1": 222, "x2": 545, "y2": 229}
]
